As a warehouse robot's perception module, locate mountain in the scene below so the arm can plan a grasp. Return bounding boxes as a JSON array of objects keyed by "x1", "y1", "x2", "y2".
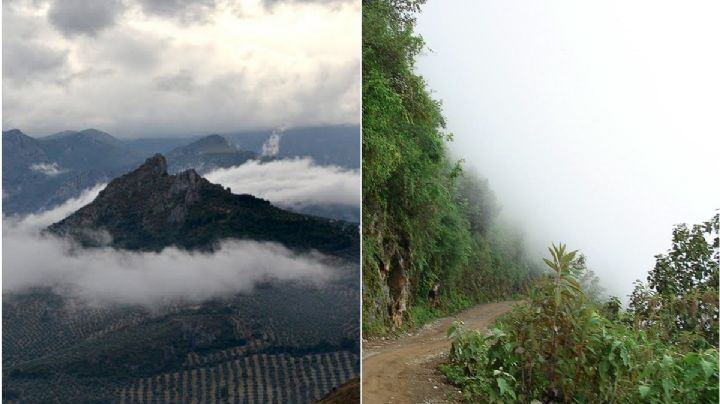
[
  {"x1": 225, "y1": 125, "x2": 360, "y2": 169},
  {"x1": 121, "y1": 125, "x2": 360, "y2": 170},
  {"x1": 166, "y1": 134, "x2": 259, "y2": 174},
  {"x1": 2, "y1": 129, "x2": 142, "y2": 216},
  {"x1": 123, "y1": 136, "x2": 196, "y2": 155},
  {"x1": 2, "y1": 130, "x2": 52, "y2": 204},
  {"x1": 41, "y1": 129, "x2": 142, "y2": 171},
  {"x1": 3, "y1": 131, "x2": 361, "y2": 403},
  {"x1": 2, "y1": 126, "x2": 359, "y2": 217},
  {"x1": 47, "y1": 154, "x2": 359, "y2": 258},
  {"x1": 3, "y1": 281, "x2": 360, "y2": 403},
  {"x1": 2, "y1": 129, "x2": 49, "y2": 168}
]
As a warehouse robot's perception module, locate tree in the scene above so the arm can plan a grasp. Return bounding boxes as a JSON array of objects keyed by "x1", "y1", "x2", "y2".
[{"x1": 629, "y1": 213, "x2": 719, "y2": 347}]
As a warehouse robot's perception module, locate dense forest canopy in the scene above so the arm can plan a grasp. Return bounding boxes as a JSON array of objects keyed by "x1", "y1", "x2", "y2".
[{"x1": 362, "y1": 0, "x2": 539, "y2": 334}]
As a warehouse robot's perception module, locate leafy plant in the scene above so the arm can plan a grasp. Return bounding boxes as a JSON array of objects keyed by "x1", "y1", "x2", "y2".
[
  {"x1": 362, "y1": 0, "x2": 539, "y2": 335},
  {"x1": 629, "y1": 213, "x2": 719, "y2": 347},
  {"x1": 442, "y1": 241, "x2": 719, "y2": 403}
]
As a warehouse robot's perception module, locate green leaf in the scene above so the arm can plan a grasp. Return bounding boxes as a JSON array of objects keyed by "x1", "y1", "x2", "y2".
[
  {"x1": 700, "y1": 360, "x2": 713, "y2": 378},
  {"x1": 638, "y1": 385, "x2": 651, "y2": 398},
  {"x1": 496, "y1": 377, "x2": 515, "y2": 399}
]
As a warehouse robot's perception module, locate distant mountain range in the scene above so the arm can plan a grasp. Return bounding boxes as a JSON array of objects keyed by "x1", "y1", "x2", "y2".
[
  {"x1": 2, "y1": 129, "x2": 141, "y2": 215},
  {"x1": 166, "y1": 134, "x2": 260, "y2": 174},
  {"x1": 124, "y1": 125, "x2": 360, "y2": 169},
  {"x1": 3, "y1": 126, "x2": 359, "y2": 221},
  {"x1": 48, "y1": 154, "x2": 358, "y2": 258}
]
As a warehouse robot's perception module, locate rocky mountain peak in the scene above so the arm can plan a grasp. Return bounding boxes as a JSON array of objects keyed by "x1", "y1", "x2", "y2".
[
  {"x1": 165, "y1": 134, "x2": 259, "y2": 174},
  {"x1": 179, "y1": 134, "x2": 236, "y2": 155},
  {"x1": 137, "y1": 153, "x2": 169, "y2": 177},
  {"x1": 196, "y1": 134, "x2": 230, "y2": 148},
  {"x1": 46, "y1": 153, "x2": 358, "y2": 256},
  {"x1": 3, "y1": 129, "x2": 26, "y2": 139}
]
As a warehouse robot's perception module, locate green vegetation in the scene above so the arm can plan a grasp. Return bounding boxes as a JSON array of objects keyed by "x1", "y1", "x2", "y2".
[
  {"x1": 3, "y1": 282, "x2": 359, "y2": 403},
  {"x1": 362, "y1": 0, "x2": 538, "y2": 335},
  {"x1": 442, "y1": 215, "x2": 719, "y2": 403}
]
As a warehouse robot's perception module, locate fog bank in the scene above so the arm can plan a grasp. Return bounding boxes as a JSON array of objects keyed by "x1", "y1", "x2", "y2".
[{"x1": 417, "y1": 1, "x2": 720, "y2": 300}]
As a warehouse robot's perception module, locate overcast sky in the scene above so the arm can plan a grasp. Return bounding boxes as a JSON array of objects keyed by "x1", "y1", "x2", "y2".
[
  {"x1": 2, "y1": 0, "x2": 359, "y2": 138},
  {"x1": 416, "y1": 0, "x2": 720, "y2": 300}
]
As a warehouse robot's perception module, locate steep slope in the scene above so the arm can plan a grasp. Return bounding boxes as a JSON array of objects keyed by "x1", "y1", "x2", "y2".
[
  {"x1": 41, "y1": 128, "x2": 142, "y2": 171},
  {"x1": 362, "y1": 2, "x2": 538, "y2": 334},
  {"x1": 2, "y1": 129, "x2": 135, "y2": 215},
  {"x1": 2, "y1": 130, "x2": 53, "y2": 204},
  {"x1": 47, "y1": 154, "x2": 359, "y2": 258},
  {"x1": 166, "y1": 134, "x2": 259, "y2": 174},
  {"x1": 2, "y1": 129, "x2": 50, "y2": 170}
]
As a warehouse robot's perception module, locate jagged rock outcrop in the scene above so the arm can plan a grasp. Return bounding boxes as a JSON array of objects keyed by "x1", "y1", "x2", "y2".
[
  {"x1": 47, "y1": 154, "x2": 359, "y2": 258},
  {"x1": 362, "y1": 222, "x2": 411, "y2": 330}
]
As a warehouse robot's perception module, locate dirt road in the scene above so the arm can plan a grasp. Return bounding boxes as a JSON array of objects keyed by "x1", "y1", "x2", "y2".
[{"x1": 362, "y1": 301, "x2": 520, "y2": 404}]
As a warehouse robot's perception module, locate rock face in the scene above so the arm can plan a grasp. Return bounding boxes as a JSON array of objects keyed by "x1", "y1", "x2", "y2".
[
  {"x1": 362, "y1": 225, "x2": 410, "y2": 330},
  {"x1": 47, "y1": 154, "x2": 359, "y2": 257},
  {"x1": 166, "y1": 134, "x2": 259, "y2": 174},
  {"x1": 387, "y1": 256, "x2": 409, "y2": 329}
]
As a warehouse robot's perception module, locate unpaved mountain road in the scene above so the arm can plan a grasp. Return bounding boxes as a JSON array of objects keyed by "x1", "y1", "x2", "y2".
[{"x1": 362, "y1": 301, "x2": 521, "y2": 404}]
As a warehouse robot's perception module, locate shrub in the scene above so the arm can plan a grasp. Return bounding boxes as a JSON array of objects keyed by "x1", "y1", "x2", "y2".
[{"x1": 442, "y1": 244, "x2": 719, "y2": 403}]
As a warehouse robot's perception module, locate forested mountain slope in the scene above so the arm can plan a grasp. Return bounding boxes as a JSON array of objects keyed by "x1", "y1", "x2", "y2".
[{"x1": 362, "y1": 0, "x2": 539, "y2": 335}]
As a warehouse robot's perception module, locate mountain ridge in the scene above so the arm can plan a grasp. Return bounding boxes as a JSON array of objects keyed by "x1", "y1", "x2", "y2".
[
  {"x1": 166, "y1": 134, "x2": 259, "y2": 174},
  {"x1": 47, "y1": 154, "x2": 359, "y2": 258}
]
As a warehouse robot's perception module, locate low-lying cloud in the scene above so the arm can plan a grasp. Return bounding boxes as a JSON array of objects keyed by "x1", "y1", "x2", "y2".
[
  {"x1": 29, "y1": 162, "x2": 66, "y2": 176},
  {"x1": 5, "y1": 182, "x2": 107, "y2": 230},
  {"x1": 2, "y1": 184, "x2": 337, "y2": 306},
  {"x1": 205, "y1": 157, "x2": 360, "y2": 208}
]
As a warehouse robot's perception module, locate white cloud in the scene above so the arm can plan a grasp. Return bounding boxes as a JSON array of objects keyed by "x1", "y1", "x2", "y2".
[
  {"x1": 205, "y1": 157, "x2": 360, "y2": 208},
  {"x1": 2, "y1": 185, "x2": 337, "y2": 306},
  {"x1": 3, "y1": 182, "x2": 105, "y2": 230},
  {"x1": 2, "y1": 0, "x2": 360, "y2": 137},
  {"x1": 29, "y1": 162, "x2": 66, "y2": 176}
]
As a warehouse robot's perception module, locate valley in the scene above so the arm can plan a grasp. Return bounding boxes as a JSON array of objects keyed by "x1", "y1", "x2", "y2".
[{"x1": 2, "y1": 126, "x2": 360, "y2": 403}]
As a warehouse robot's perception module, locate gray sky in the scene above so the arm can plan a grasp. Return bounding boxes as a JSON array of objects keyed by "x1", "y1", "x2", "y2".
[
  {"x1": 2, "y1": 0, "x2": 359, "y2": 138},
  {"x1": 417, "y1": 0, "x2": 719, "y2": 299}
]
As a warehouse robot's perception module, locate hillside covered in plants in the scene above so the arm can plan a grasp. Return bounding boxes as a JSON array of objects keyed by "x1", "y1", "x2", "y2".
[
  {"x1": 443, "y1": 215, "x2": 719, "y2": 402},
  {"x1": 362, "y1": 0, "x2": 540, "y2": 335}
]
